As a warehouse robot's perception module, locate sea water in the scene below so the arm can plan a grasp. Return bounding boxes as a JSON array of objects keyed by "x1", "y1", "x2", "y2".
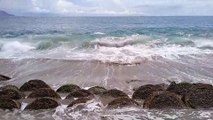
[{"x1": 0, "y1": 16, "x2": 213, "y2": 120}]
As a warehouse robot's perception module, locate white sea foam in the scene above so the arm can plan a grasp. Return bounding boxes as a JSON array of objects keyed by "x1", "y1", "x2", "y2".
[
  {"x1": 194, "y1": 39, "x2": 213, "y2": 49},
  {"x1": 93, "y1": 32, "x2": 106, "y2": 35},
  {"x1": 1, "y1": 41, "x2": 35, "y2": 53},
  {"x1": 92, "y1": 43, "x2": 211, "y2": 64},
  {"x1": 87, "y1": 35, "x2": 212, "y2": 64}
]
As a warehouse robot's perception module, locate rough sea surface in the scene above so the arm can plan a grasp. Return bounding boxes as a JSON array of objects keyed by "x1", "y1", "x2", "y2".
[{"x1": 0, "y1": 16, "x2": 213, "y2": 120}]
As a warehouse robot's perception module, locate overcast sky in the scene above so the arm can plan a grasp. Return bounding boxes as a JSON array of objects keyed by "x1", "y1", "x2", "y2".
[{"x1": 0, "y1": 0, "x2": 213, "y2": 16}]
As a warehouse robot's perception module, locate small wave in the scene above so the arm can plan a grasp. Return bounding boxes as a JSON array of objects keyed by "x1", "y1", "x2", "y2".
[
  {"x1": 91, "y1": 35, "x2": 150, "y2": 48},
  {"x1": 93, "y1": 32, "x2": 106, "y2": 35},
  {"x1": 36, "y1": 41, "x2": 55, "y2": 50},
  {"x1": 174, "y1": 40, "x2": 195, "y2": 47},
  {"x1": 0, "y1": 41, "x2": 35, "y2": 53},
  {"x1": 199, "y1": 46, "x2": 213, "y2": 50},
  {"x1": 194, "y1": 39, "x2": 213, "y2": 50}
]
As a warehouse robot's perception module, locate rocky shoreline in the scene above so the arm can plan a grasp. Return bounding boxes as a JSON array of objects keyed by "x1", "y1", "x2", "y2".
[{"x1": 0, "y1": 74, "x2": 213, "y2": 110}]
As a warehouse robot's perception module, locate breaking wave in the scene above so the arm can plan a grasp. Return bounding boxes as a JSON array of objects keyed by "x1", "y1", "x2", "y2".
[{"x1": 0, "y1": 34, "x2": 212, "y2": 64}]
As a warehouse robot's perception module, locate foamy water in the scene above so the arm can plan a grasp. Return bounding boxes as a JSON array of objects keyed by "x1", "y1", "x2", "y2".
[
  {"x1": 0, "y1": 100, "x2": 212, "y2": 120},
  {"x1": 0, "y1": 34, "x2": 212, "y2": 64}
]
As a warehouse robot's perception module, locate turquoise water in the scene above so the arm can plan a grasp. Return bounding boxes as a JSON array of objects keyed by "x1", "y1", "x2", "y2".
[{"x1": 0, "y1": 17, "x2": 213, "y2": 63}]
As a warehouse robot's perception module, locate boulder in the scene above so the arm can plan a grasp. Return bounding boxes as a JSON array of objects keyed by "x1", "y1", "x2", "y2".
[
  {"x1": 184, "y1": 84, "x2": 213, "y2": 108},
  {"x1": 132, "y1": 84, "x2": 164, "y2": 100},
  {"x1": 27, "y1": 88, "x2": 61, "y2": 99},
  {"x1": 0, "y1": 89, "x2": 24, "y2": 100},
  {"x1": 66, "y1": 89, "x2": 93, "y2": 99},
  {"x1": 101, "y1": 89, "x2": 128, "y2": 98},
  {"x1": 67, "y1": 98, "x2": 91, "y2": 107},
  {"x1": 143, "y1": 91, "x2": 185, "y2": 109},
  {"x1": 167, "y1": 82, "x2": 194, "y2": 96},
  {"x1": 88, "y1": 86, "x2": 107, "y2": 95},
  {"x1": 25, "y1": 98, "x2": 59, "y2": 110},
  {"x1": 0, "y1": 85, "x2": 19, "y2": 91},
  {"x1": 0, "y1": 74, "x2": 11, "y2": 81},
  {"x1": 99, "y1": 89, "x2": 129, "y2": 106},
  {"x1": 107, "y1": 97, "x2": 139, "y2": 108},
  {"x1": 56, "y1": 84, "x2": 80, "y2": 93},
  {"x1": 20, "y1": 80, "x2": 50, "y2": 92},
  {"x1": 0, "y1": 99, "x2": 21, "y2": 110},
  {"x1": 193, "y1": 83, "x2": 213, "y2": 88}
]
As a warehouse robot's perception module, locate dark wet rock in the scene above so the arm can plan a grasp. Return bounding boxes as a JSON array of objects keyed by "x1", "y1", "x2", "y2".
[
  {"x1": 167, "y1": 82, "x2": 194, "y2": 96},
  {"x1": 0, "y1": 85, "x2": 19, "y2": 91},
  {"x1": 0, "y1": 88, "x2": 24, "y2": 100},
  {"x1": 143, "y1": 91, "x2": 185, "y2": 109},
  {"x1": 99, "y1": 89, "x2": 129, "y2": 106},
  {"x1": 107, "y1": 97, "x2": 139, "y2": 108},
  {"x1": 193, "y1": 83, "x2": 213, "y2": 88},
  {"x1": 25, "y1": 98, "x2": 59, "y2": 110},
  {"x1": 20, "y1": 79, "x2": 50, "y2": 92},
  {"x1": 66, "y1": 89, "x2": 93, "y2": 99},
  {"x1": 88, "y1": 86, "x2": 107, "y2": 95},
  {"x1": 0, "y1": 99, "x2": 21, "y2": 110},
  {"x1": 102, "y1": 89, "x2": 128, "y2": 98},
  {"x1": 0, "y1": 74, "x2": 11, "y2": 81},
  {"x1": 158, "y1": 83, "x2": 169, "y2": 89},
  {"x1": 132, "y1": 84, "x2": 164, "y2": 100},
  {"x1": 28, "y1": 88, "x2": 61, "y2": 99},
  {"x1": 67, "y1": 98, "x2": 91, "y2": 107},
  {"x1": 56, "y1": 84, "x2": 80, "y2": 93},
  {"x1": 184, "y1": 84, "x2": 213, "y2": 108}
]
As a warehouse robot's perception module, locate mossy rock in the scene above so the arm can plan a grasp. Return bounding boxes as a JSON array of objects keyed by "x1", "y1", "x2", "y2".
[
  {"x1": 167, "y1": 82, "x2": 194, "y2": 96},
  {"x1": 28, "y1": 88, "x2": 61, "y2": 99},
  {"x1": 0, "y1": 74, "x2": 11, "y2": 81},
  {"x1": 143, "y1": 91, "x2": 185, "y2": 109},
  {"x1": 101, "y1": 89, "x2": 128, "y2": 98},
  {"x1": 0, "y1": 89, "x2": 24, "y2": 100},
  {"x1": 20, "y1": 79, "x2": 50, "y2": 92},
  {"x1": 25, "y1": 98, "x2": 59, "y2": 110},
  {"x1": 132, "y1": 84, "x2": 164, "y2": 100},
  {"x1": 66, "y1": 89, "x2": 93, "y2": 99},
  {"x1": 0, "y1": 99, "x2": 21, "y2": 110},
  {"x1": 184, "y1": 84, "x2": 213, "y2": 109},
  {"x1": 88, "y1": 86, "x2": 107, "y2": 95},
  {"x1": 67, "y1": 98, "x2": 91, "y2": 107},
  {"x1": 56, "y1": 84, "x2": 80, "y2": 93},
  {"x1": 107, "y1": 97, "x2": 139, "y2": 108},
  {"x1": 0, "y1": 85, "x2": 19, "y2": 91}
]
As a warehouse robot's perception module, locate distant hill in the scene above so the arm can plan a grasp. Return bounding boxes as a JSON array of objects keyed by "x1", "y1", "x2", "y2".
[{"x1": 0, "y1": 10, "x2": 14, "y2": 17}]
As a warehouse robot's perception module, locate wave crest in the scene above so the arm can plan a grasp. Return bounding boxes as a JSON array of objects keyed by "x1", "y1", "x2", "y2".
[
  {"x1": 91, "y1": 35, "x2": 150, "y2": 48},
  {"x1": 194, "y1": 39, "x2": 213, "y2": 50}
]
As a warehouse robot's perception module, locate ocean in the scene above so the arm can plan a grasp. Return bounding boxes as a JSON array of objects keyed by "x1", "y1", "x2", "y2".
[{"x1": 0, "y1": 16, "x2": 213, "y2": 119}]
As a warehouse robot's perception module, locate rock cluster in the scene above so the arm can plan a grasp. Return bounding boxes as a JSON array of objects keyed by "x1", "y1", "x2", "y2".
[{"x1": 0, "y1": 78, "x2": 212, "y2": 110}]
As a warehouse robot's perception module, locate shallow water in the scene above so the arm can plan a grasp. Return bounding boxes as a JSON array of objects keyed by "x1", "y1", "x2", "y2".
[
  {"x1": 1, "y1": 55, "x2": 213, "y2": 92},
  {"x1": 0, "y1": 104, "x2": 213, "y2": 120}
]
